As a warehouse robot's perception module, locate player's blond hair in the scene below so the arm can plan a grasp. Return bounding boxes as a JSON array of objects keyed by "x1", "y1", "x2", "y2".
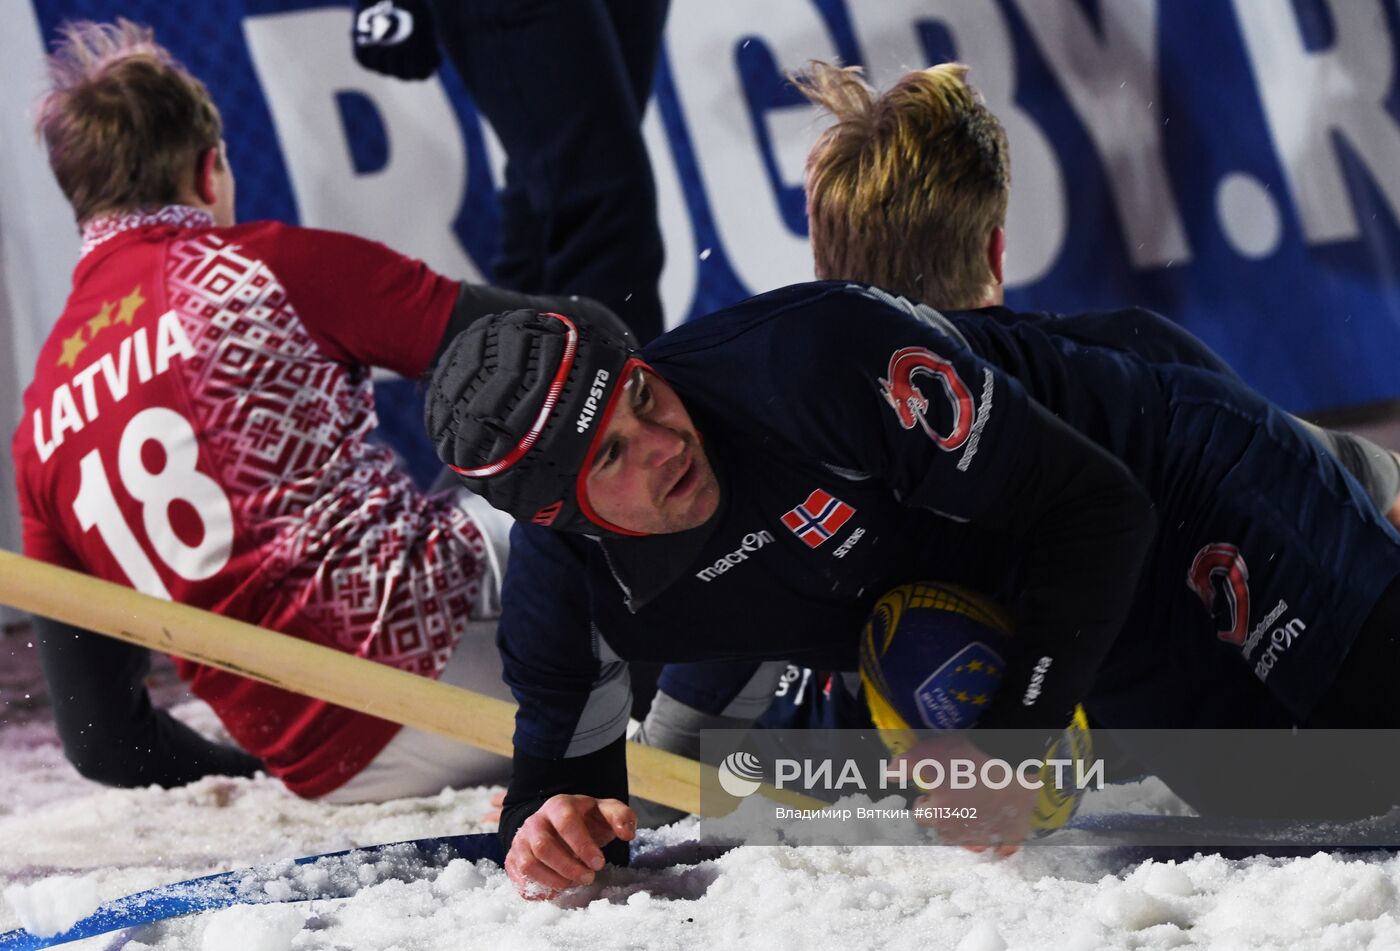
[
  {"x1": 34, "y1": 19, "x2": 223, "y2": 225},
  {"x1": 794, "y1": 61, "x2": 1009, "y2": 310}
]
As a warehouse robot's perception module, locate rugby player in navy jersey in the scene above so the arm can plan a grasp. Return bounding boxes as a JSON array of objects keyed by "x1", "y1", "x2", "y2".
[
  {"x1": 784, "y1": 59, "x2": 1400, "y2": 817},
  {"x1": 425, "y1": 280, "x2": 1400, "y2": 896},
  {"x1": 630, "y1": 58, "x2": 1400, "y2": 829},
  {"x1": 476, "y1": 60, "x2": 1400, "y2": 847},
  {"x1": 424, "y1": 60, "x2": 1400, "y2": 899}
]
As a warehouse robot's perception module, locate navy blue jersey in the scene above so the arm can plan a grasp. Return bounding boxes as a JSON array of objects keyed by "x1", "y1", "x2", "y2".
[
  {"x1": 497, "y1": 282, "x2": 1400, "y2": 764},
  {"x1": 942, "y1": 306, "x2": 1400, "y2": 727}
]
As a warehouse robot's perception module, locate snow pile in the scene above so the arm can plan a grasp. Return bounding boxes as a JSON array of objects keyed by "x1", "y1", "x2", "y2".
[
  {"x1": 1092, "y1": 870, "x2": 1192, "y2": 931},
  {"x1": 8, "y1": 695, "x2": 1400, "y2": 949},
  {"x1": 200, "y1": 904, "x2": 306, "y2": 951},
  {"x1": 955, "y1": 920, "x2": 1007, "y2": 951},
  {"x1": 3, "y1": 874, "x2": 100, "y2": 937}
]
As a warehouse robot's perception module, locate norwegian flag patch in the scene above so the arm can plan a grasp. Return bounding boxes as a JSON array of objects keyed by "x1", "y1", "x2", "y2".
[{"x1": 781, "y1": 489, "x2": 855, "y2": 549}]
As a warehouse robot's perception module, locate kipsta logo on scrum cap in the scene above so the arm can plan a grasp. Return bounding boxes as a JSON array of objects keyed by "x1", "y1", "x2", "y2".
[{"x1": 574, "y1": 367, "x2": 612, "y2": 435}]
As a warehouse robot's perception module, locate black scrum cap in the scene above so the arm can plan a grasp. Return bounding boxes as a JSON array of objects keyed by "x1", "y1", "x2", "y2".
[{"x1": 426, "y1": 308, "x2": 641, "y2": 536}]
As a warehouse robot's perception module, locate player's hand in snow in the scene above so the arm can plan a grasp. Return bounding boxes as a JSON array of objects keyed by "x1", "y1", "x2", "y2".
[
  {"x1": 505, "y1": 794, "x2": 636, "y2": 898},
  {"x1": 903, "y1": 734, "x2": 1037, "y2": 857}
]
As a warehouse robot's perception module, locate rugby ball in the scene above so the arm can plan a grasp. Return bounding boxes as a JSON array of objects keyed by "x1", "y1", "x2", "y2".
[
  {"x1": 859, "y1": 581, "x2": 1013, "y2": 735},
  {"x1": 858, "y1": 581, "x2": 1092, "y2": 833}
]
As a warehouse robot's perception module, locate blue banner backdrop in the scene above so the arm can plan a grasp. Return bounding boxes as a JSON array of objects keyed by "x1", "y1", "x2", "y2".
[{"x1": 25, "y1": 0, "x2": 1400, "y2": 483}]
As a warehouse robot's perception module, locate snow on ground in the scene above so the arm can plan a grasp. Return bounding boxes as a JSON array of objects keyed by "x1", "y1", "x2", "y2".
[
  {"x1": 5, "y1": 636, "x2": 1400, "y2": 949},
  {"x1": 4, "y1": 875, "x2": 99, "y2": 937}
]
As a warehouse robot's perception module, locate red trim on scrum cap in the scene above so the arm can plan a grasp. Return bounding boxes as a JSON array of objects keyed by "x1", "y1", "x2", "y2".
[
  {"x1": 446, "y1": 312, "x2": 577, "y2": 479},
  {"x1": 574, "y1": 356, "x2": 652, "y2": 537}
]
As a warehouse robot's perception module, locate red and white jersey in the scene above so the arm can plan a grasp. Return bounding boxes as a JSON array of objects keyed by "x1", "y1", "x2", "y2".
[{"x1": 13, "y1": 207, "x2": 488, "y2": 797}]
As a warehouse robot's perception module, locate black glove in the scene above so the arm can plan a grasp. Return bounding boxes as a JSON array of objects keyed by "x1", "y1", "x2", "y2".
[{"x1": 352, "y1": 0, "x2": 441, "y2": 80}]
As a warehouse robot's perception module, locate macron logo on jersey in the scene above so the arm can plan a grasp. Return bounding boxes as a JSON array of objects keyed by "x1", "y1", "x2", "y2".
[{"x1": 781, "y1": 489, "x2": 855, "y2": 549}]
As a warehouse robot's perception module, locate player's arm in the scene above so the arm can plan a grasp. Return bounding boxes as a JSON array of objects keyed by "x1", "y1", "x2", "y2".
[
  {"x1": 628, "y1": 660, "x2": 787, "y2": 826},
  {"x1": 500, "y1": 739, "x2": 635, "y2": 896},
  {"x1": 874, "y1": 397, "x2": 1153, "y2": 840},
  {"x1": 34, "y1": 615, "x2": 263, "y2": 787},
  {"x1": 781, "y1": 289, "x2": 1152, "y2": 850},
  {"x1": 245, "y1": 222, "x2": 631, "y2": 377},
  {"x1": 965, "y1": 398, "x2": 1154, "y2": 737},
  {"x1": 643, "y1": 660, "x2": 788, "y2": 758},
  {"x1": 781, "y1": 289, "x2": 1155, "y2": 744},
  {"x1": 432, "y1": 284, "x2": 634, "y2": 367},
  {"x1": 497, "y1": 524, "x2": 636, "y2": 896}
]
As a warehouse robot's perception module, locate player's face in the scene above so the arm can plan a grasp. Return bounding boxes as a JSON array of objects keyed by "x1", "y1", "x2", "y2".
[{"x1": 583, "y1": 367, "x2": 720, "y2": 535}]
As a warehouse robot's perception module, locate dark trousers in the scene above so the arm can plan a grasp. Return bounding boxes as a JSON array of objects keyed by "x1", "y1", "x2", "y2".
[{"x1": 429, "y1": 0, "x2": 670, "y2": 343}]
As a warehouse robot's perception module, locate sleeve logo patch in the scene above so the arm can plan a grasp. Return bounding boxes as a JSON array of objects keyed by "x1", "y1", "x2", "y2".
[
  {"x1": 879, "y1": 347, "x2": 975, "y2": 451},
  {"x1": 1186, "y1": 542, "x2": 1251, "y2": 646}
]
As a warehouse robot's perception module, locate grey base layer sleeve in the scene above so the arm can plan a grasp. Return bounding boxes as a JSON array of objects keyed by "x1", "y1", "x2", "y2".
[{"x1": 1299, "y1": 421, "x2": 1400, "y2": 515}]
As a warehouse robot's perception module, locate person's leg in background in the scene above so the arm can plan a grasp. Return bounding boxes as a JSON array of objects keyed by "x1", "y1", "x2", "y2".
[
  {"x1": 491, "y1": 168, "x2": 545, "y2": 298},
  {"x1": 603, "y1": 0, "x2": 671, "y2": 117},
  {"x1": 429, "y1": 0, "x2": 669, "y2": 342}
]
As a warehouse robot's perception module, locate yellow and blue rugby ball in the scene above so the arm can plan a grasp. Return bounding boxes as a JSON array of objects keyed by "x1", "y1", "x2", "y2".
[
  {"x1": 858, "y1": 581, "x2": 1092, "y2": 833},
  {"x1": 859, "y1": 581, "x2": 1013, "y2": 739}
]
